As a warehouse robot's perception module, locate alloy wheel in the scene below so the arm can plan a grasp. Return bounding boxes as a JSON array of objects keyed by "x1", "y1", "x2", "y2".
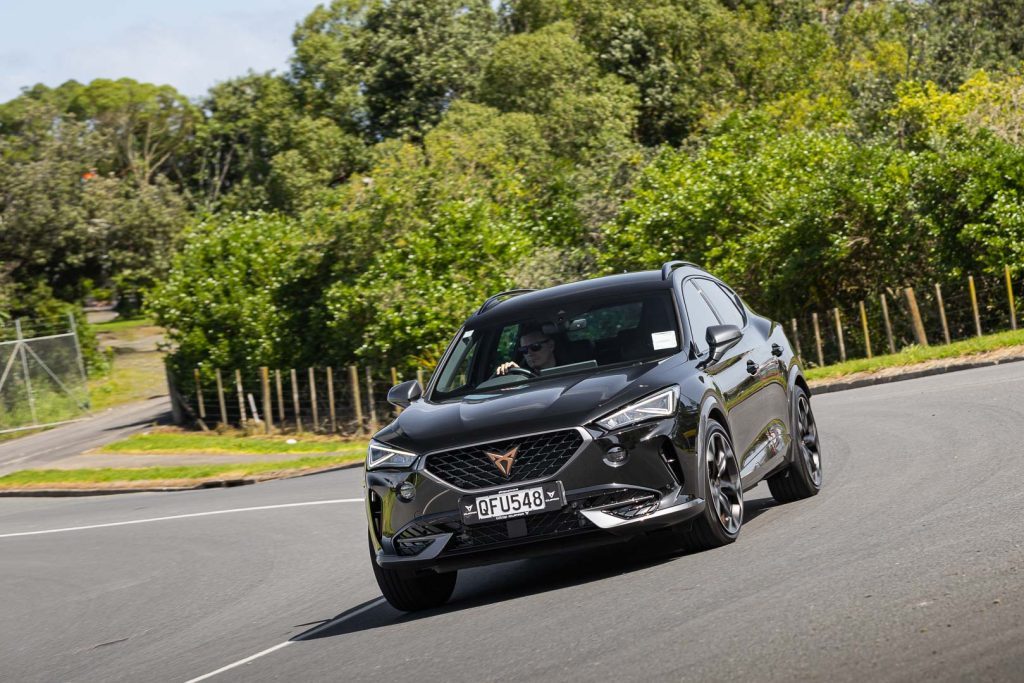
[
  {"x1": 706, "y1": 429, "x2": 743, "y2": 534},
  {"x1": 796, "y1": 394, "x2": 823, "y2": 487}
]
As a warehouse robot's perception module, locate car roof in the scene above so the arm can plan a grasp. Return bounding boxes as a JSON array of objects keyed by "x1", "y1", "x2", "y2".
[{"x1": 470, "y1": 266, "x2": 708, "y2": 326}]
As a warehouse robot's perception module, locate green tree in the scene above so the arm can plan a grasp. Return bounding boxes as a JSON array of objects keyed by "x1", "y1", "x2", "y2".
[
  {"x1": 67, "y1": 78, "x2": 199, "y2": 184},
  {"x1": 148, "y1": 212, "x2": 329, "y2": 378},
  {"x1": 291, "y1": 0, "x2": 499, "y2": 141}
]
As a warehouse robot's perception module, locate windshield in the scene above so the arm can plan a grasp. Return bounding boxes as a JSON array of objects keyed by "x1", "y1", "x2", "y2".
[{"x1": 432, "y1": 290, "x2": 681, "y2": 400}]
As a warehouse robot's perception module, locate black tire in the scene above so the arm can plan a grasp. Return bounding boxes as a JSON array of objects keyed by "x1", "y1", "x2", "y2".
[
  {"x1": 675, "y1": 418, "x2": 743, "y2": 552},
  {"x1": 767, "y1": 386, "x2": 823, "y2": 503},
  {"x1": 368, "y1": 535, "x2": 457, "y2": 612}
]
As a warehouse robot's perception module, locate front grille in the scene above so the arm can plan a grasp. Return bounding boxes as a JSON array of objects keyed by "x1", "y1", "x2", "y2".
[{"x1": 425, "y1": 428, "x2": 584, "y2": 490}]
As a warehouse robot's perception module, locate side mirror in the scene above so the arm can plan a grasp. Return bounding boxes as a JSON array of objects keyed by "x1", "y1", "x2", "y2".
[
  {"x1": 387, "y1": 380, "x2": 422, "y2": 408},
  {"x1": 705, "y1": 324, "x2": 742, "y2": 365}
]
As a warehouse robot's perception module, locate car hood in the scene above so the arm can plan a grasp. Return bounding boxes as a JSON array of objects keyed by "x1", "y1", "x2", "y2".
[{"x1": 376, "y1": 358, "x2": 684, "y2": 453}]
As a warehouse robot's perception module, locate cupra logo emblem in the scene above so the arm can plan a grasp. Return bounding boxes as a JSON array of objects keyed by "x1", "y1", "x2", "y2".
[{"x1": 485, "y1": 445, "x2": 519, "y2": 477}]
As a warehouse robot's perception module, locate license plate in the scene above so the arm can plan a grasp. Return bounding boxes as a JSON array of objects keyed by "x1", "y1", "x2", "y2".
[{"x1": 460, "y1": 481, "x2": 564, "y2": 525}]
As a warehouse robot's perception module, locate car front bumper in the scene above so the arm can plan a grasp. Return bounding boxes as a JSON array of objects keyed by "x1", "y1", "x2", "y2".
[{"x1": 366, "y1": 417, "x2": 703, "y2": 573}]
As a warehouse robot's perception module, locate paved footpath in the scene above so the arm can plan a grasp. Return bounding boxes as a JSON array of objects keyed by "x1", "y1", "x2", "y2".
[{"x1": 0, "y1": 397, "x2": 171, "y2": 476}]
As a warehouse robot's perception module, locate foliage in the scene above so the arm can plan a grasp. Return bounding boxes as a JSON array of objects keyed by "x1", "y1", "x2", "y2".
[
  {"x1": 0, "y1": 454, "x2": 366, "y2": 488},
  {"x1": 97, "y1": 432, "x2": 366, "y2": 455},
  {"x1": 805, "y1": 328, "x2": 1024, "y2": 381},
  {"x1": 147, "y1": 212, "x2": 328, "y2": 378},
  {"x1": 8, "y1": 0, "x2": 1024, "y2": 384}
]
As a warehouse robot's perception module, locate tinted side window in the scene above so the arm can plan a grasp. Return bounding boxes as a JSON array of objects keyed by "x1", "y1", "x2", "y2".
[
  {"x1": 682, "y1": 281, "x2": 721, "y2": 354},
  {"x1": 696, "y1": 279, "x2": 745, "y2": 328}
]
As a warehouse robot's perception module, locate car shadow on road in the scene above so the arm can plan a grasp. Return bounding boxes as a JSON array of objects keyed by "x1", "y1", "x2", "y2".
[{"x1": 297, "y1": 495, "x2": 779, "y2": 641}]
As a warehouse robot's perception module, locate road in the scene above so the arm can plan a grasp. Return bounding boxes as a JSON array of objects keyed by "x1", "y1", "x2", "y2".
[
  {"x1": 0, "y1": 397, "x2": 171, "y2": 476},
  {"x1": 0, "y1": 364, "x2": 1022, "y2": 682}
]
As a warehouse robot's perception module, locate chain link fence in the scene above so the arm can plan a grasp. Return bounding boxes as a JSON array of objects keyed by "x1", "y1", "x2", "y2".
[{"x1": 0, "y1": 315, "x2": 90, "y2": 433}]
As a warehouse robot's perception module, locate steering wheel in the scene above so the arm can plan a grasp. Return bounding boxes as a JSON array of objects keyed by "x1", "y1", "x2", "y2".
[{"x1": 504, "y1": 366, "x2": 534, "y2": 378}]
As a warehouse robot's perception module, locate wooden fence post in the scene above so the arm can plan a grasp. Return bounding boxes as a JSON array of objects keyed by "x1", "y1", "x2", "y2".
[
  {"x1": 416, "y1": 368, "x2": 425, "y2": 389},
  {"x1": 260, "y1": 367, "x2": 273, "y2": 434},
  {"x1": 308, "y1": 368, "x2": 319, "y2": 432},
  {"x1": 327, "y1": 366, "x2": 337, "y2": 433},
  {"x1": 349, "y1": 365, "x2": 364, "y2": 434},
  {"x1": 935, "y1": 283, "x2": 951, "y2": 345},
  {"x1": 812, "y1": 312, "x2": 824, "y2": 367},
  {"x1": 789, "y1": 319, "x2": 802, "y2": 358},
  {"x1": 274, "y1": 370, "x2": 285, "y2": 424},
  {"x1": 235, "y1": 369, "x2": 247, "y2": 427},
  {"x1": 832, "y1": 308, "x2": 847, "y2": 362},
  {"x1": 215, "y1": 368, "x2": 227, "y2": 426},
  {"x1": 390, "y1": 366, "x2": 401, "y2": 413},
  {"x1": 290, "y1": 369, "x2": 302, "y2": 432},
  {"x1": 858, "y1": 301, "x2": 872, "y2": 359},
  {"x1": 880, "y1": 293, "x2": 896, "y2": 354},
  {"x1": 904, "y1": 287, "x2": 928, "y2": 346},
  {"x1": 194, "y1": 368, "x2": 206, "y2": 420},
  {"x1": 365, "y1": 366, "x2": 378, "y2": 433},
  {"x1": 968, "y1": 275, "x2": 982, "y2": 337},
  {"x1": 1005, "y1": 265, "x2": 1017, "y2": 331}
]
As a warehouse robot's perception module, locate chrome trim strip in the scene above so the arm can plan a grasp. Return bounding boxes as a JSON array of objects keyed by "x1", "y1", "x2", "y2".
[
  {"x1": 581, "y1": 497, "x2": 703, "y2": 530},
  {"x1": 418, "y1": 426, "x2": 593, "y2": 495}
]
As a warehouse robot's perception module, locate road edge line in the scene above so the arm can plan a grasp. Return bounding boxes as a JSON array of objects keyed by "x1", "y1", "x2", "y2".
[{"x1": 183, "y1": 598, "x2": 387, "y2": 682}]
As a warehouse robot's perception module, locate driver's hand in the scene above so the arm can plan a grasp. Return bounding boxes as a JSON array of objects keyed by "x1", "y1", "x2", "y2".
[{"x1": 495, "y1": 361, "x2": 520, "y2": 376}]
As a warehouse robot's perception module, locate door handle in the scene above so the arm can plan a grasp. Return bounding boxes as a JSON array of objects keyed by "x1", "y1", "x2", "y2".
[
  {"x1": 746, "y1": 359, "x2": 758, "y2": 375},
  {"x1": 771, "y1": 343, "x2": 783, "y2": 357}
]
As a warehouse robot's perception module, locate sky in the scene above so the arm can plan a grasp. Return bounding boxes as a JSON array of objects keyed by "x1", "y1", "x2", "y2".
[{"x1": 0, "y1": 0, "x2": 319, "y2": 103}]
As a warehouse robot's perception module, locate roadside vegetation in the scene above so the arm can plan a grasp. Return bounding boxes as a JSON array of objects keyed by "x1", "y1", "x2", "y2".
[
  {"x1": 807, "y1": 329, "x2": 1024, "y2": 382},
  {"x1": 86, "y1": 352, "x2": 165, "y2": 411},
  {"x1": 89, "y1": 317, "x2": 156, "y2": 333},
  {"x1": 0, "y1": 455, "x2": 364, "y2": 490},
  {"x1": 95, "y1": 432, "x2": 368, "y2": 456},
  {"x1": 5, "y1": 1, "x2": 1024, "y2": 387}
]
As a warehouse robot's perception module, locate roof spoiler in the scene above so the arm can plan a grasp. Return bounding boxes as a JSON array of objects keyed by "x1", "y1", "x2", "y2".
[
  {"x1": 476, "y1": 289, "x2": 536, "y2": 315},
  {"x1": 661, "y1": 260, "x2": 700, "y2": 280}
]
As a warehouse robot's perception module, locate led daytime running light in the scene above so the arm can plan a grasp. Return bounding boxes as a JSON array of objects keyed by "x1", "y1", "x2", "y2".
[
  {"x1": 596, "y1": 388, "x2": 677, "y2": 430},
  {"x1": 366, "y1": 440, "x2": 418, "y2": 469}
]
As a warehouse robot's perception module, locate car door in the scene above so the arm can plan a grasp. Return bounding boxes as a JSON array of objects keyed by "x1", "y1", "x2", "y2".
[
  {"x1": 695, "y1": 278, "x2": 790, "y2": 475},
  {"x1": 680, "y1": 278, "x2": 761, "y2": 464}
]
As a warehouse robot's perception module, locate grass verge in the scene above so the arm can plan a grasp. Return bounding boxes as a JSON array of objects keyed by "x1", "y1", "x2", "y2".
[
  {"x1": 89, "y1": 317, "x2": 155, "y2": 333},
  {"x1": 0, "y1": 454, "x2": 363, "y2": 490},
  {"x1": 96, "y1": 432, "x2": 368, "y2": 456},
  {"x1": 806, "y1": 328, "x2": 1024, "y2": 381},
  {"x1": 87, "y1": 352, "x2": 167, "y2": 411}
]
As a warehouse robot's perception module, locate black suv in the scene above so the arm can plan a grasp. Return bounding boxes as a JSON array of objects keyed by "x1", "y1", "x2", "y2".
[{"x1": 365, "y1": 262, "x2": 822, "y2": 610}]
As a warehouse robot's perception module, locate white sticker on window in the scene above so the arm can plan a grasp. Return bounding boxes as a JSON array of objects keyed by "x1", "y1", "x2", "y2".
[
  {"x1": 461, "y1": 330, "x2": 474, "y2": 341},
  {"x1": 651, "y1": 331, "x2": 677, "y2": 350}
]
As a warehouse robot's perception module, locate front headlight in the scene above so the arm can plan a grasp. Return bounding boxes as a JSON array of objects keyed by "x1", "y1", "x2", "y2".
[
  {"x1": 366, "y1": 440, "x2": 418, "y2": 469},
  {"x1": 596, "y1": 387, "x2": 678, "y2": 431}
]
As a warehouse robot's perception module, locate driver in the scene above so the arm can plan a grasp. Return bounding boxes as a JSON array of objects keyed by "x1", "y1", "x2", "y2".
[{"x1": 496, "y1": 328, "x2": 557, "y2": 376}]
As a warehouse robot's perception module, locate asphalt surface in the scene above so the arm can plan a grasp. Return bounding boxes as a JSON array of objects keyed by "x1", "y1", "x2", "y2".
[
  {"x1": 0, "y1": 397, "x2": 171, "y2": 477},
  {"x1": 1, "y1": 364, "x2": 1022, "y2": 682}
]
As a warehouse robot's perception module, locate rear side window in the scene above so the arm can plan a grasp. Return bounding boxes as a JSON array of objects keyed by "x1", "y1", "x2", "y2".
[
  {"x1": 695, "y1": 279, "x2": 745, "y2": 328},
  {"x1": 682, "y1": 281, "x2": 721, "y2": 354}
]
